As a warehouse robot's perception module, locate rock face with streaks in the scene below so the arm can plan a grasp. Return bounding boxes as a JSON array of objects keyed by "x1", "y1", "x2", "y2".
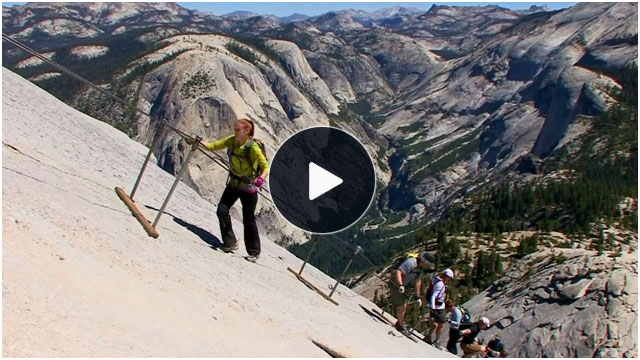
[{"x1": 465, "y1": 248, "x2": 638, "y2": 358}]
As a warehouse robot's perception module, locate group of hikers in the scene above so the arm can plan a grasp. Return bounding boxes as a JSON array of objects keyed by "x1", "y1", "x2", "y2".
[
  {"x1": 388, "y1": 252, "x2": 505, "y2": 357},
  {"x1": 195, "y1": 120, "x2": 504, "y2": 356}
]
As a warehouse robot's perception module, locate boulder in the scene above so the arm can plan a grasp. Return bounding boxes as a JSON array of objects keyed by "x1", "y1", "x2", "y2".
[{"x1": 464, "y1": 248, "x2": 638, "y2": 358}]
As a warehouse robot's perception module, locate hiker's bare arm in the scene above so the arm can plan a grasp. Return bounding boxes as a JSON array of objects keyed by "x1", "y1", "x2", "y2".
[{"x1": 396, "y1": 269, "x2": 404, "y2": 285}]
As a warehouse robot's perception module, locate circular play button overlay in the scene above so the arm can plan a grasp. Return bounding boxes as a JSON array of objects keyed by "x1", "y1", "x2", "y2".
[{"x1": 269, "y1": 127, "x2": 376, "y2": 234}]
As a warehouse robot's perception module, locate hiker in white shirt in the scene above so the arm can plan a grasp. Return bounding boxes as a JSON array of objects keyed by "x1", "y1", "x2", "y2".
[{"x1": 424, "y1": 268, "x2": 454, "y2": 348}]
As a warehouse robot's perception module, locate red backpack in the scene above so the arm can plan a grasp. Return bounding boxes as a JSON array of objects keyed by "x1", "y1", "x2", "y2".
[{"x1": 425, "y1": 276, "x2": 444, "y2": 306}]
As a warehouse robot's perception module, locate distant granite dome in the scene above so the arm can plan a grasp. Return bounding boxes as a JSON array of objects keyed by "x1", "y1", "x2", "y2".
[{"x1": 222, "y1": 10, "x2": 260, "y2": 20}]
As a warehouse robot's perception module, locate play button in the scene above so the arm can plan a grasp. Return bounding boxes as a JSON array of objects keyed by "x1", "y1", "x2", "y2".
[
  {"x1": 309, "y1": 162, "x2": 343, "y2": 200},
  {"x1": 269, "y1": 127, "x2": 376, "y2": 234}
]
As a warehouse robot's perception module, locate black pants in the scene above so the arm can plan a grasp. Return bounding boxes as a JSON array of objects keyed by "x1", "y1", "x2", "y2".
[
  {"x1": 216, "y1": 184, "x2": 260, "y2": 256},
  {"x1": 447, "y1": 328, "x2": 461, "y2": 355}
]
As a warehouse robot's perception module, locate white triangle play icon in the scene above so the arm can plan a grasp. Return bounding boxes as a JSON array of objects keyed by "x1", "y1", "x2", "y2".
[{"x1": 309, "y1": 162, "x2": 343, "y2": 201}]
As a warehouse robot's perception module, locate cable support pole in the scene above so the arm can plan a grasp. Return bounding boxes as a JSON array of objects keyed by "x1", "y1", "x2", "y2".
[
  {"x1": 298, "y1": 236, "x2": 319, "y2": 275},
  {"x1": 130, "y1": 122, "x2": 165, "y2": 200},
  {"x1": 328, "y1": 233, "x2": 372, "y2": 267},
  {"x1": 329, "y1": 245, "x2": 362, "y2": 297},
  {"x1": 321, "y1": 234, "x2": 387, "y2": 284},
  {"x1": 152, "y1": 136, "x2": 201, "y2": 227},
  {"x1": 327, "y1": 234, "x2": 387, "y2": 283}
]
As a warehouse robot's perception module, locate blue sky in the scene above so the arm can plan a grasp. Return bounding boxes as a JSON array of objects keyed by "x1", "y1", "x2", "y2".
[{"x1": 2, "y1": 2, "x2": 576, "y2": 17}]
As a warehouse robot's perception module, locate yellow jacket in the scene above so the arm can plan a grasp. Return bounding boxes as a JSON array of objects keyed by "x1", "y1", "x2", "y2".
[{"x1": 207, "y1": 135, "x2": 269, "y2": 189}]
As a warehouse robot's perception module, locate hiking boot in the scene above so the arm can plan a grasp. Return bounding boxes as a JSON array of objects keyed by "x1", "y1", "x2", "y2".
[
  {"x1": 394, "y1": 323, "x2": 411, "y2": 337},
  {"x1": 245, "y1": 254, "x2": 259, "y2": 263},
  {"x1": 222, "y1": 243, "x2": 239, "y2": 253},
  {"x1": 487, "y1": 349, "x2": 500, "y2": 358}
]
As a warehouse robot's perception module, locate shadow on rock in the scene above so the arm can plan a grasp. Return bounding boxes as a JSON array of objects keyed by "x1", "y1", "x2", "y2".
[
  {"x1": 359, "y1": 304, "x2": 388, "y2": 324},
  {"x1": 173, "y1": 217, "x2": 222, "y2": 249},
  {"x1": 142, "y1": 205, "x2": 222, "y2": 249}
]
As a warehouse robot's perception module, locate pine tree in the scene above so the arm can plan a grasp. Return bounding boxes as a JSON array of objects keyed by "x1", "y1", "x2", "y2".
[
  {"x1": 607, "y1": 233, "x2": 617, "y2": 250},
  {"x1": 473, "y1": 251, "x2": 487, "y2": 288},
  {"x1": 598, "y1": 228, "x2": 606, "y2": 255},
  {"x1": 449, "y1": 237, "x2": 462, "y2": 261}
]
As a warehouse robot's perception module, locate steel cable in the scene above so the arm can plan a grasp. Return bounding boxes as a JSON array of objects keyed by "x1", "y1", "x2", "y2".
[
  {"x1": 4, "y1": 32, "x2": 391, "y2": 288},
  {"x1": 2, "y1": 33, "x2": 276, "y2": 202}
]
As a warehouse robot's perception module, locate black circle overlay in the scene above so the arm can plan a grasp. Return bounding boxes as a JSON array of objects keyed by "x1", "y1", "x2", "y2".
[{"x1": 269, "y1": 127, "x2": 376, "y2": 234}]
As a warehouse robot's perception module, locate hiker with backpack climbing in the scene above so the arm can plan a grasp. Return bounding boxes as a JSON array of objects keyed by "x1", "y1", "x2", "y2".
[
  {"x1": 487, "y1": 334, "x2": 506, "y2": 357},
  {"x1": 201, "y1": 118, "x2": 269, "y2": 262},
  {"x1": 458, "y1": 317, "x2": 500, "y2": 357},
  {"x1": 424, "y1": 268, "x2": 454, "y2": 349},
  {"x1": 446, "y1": 302, "x2": 472, "y2": 355},
  {"x1": 388, "y1": 252, "x2": 435, "y2": 336}
]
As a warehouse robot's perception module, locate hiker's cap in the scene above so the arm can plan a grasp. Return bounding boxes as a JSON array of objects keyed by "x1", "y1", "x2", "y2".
[
  {"x1": 419, "y1": 252, "x2": 435, "y2": 264},
  {"x1": 443, "y1": 268, "x2": 455, "y2": 279},
  {"x1": 481, "y1": 317, "x2": 491, "y2": 327}
]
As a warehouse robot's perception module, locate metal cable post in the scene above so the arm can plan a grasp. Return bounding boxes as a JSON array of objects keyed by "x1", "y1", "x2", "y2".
[
  {"x1": 130, "y1": 122, "x2": 165, "y2": 200},
  {"x1": 298, "y1": 237, "x2": 319, "y2": 275},
  {"x1": 329, "y1": 245, "x2": 363, "y2": 297},
  {"x1": 152, "y1": 136, "x2": 201, "y2": 228},
  {"x1": 327, "y1": 234, "x2": 388, "y2": 283}
]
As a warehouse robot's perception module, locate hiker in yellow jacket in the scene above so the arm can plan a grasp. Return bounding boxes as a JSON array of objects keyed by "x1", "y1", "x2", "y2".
[{"x1": 202, "y1": 118, "x2": 269, "y2": 262}]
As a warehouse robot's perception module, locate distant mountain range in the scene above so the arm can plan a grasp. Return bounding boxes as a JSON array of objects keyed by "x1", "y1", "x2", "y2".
[
  {"x1": 221, "y1": 10, "x2": 309, "y2": 23},
  {"x1": 219, "y1": 4, "x2": 550, "y2": 22}
]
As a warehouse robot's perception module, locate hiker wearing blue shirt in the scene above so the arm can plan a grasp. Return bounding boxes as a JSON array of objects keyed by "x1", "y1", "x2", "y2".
[{"x1": 446, "y1": 304, "x2": 470, "y2": 354}]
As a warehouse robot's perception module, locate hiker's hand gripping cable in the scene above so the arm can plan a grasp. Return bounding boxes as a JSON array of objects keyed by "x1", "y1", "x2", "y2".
[
  {"x1": 185, "y1": 136, "x2": 208, "y2": 150},
  {"x1": 254, "y1": 176, "x2": 265, "y2": 188}
]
